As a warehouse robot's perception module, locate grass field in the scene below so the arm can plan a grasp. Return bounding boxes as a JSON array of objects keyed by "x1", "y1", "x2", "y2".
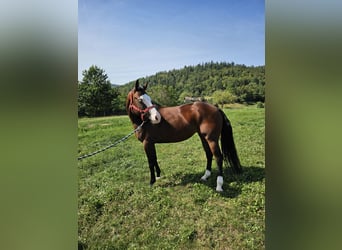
[{"x1": 78, "y1": 105, "x2": 265, "y2": 249}]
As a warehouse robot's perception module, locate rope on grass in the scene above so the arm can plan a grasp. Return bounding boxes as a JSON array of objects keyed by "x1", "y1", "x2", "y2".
[{"x1": 78, "y1": 121, "x2": 145, "y2": 160}]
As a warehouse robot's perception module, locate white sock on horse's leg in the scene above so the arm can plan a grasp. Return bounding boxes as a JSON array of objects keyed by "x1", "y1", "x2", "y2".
[
  {"x1": 201, "y1": 170, "x2": 211, "y2": 181},
  {"x1": 216, "y1": 176, "x2": 223, "y2": 192}
]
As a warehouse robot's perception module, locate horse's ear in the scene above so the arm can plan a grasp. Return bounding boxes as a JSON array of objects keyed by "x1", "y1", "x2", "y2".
[
  {"x1": 143, "y1": 82, "x2": 148, "y2": 90},
  {"x1": 135, "y1": 80, "x2": 139, "y2": 91}
]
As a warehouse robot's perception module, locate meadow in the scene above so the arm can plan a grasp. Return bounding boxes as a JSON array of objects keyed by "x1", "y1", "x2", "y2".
[{"x1": 78, "y1": 105, "x2": 265, "y2": 249}]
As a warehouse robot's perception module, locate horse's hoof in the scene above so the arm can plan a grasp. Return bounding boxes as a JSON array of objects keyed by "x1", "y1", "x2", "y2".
[
  {"x1": 216, "y1": 176, "x2": 223, "y2": 192},
  {"x1": 201, "y1": 170, "x2": 211, "y2": 181},
  {"x1": 200, "y1": 176, "x2": 207, "y2": 181},
  {"x1": 156, "y1": 176, "x2": 161, "y2": 180}
]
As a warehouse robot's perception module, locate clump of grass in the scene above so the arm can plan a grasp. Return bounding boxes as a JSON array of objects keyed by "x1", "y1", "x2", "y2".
[{"x1": 256, "y1": 101, "x2": 264, "y2": 108}]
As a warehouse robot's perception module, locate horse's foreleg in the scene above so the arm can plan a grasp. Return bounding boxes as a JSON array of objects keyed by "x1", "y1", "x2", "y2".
[
  {"x1": 155, "y1": 162, "x2": 161, "y2": 179},
  {"x1": 143, "y1": 140, "x2": 159, "y2": 185}
]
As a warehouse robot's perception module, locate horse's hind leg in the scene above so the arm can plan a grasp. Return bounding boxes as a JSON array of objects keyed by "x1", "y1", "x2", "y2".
[
  {"x1": 207, "y1": 140, "x2": 224, "y2": 192},
  {"x1": 199, "y1": 134, "x2": 213, "y2": 181}
]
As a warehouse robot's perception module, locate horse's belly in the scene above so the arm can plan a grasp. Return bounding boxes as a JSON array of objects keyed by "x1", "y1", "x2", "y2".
[{"x1": 154, "y1": 125, "x2": 196, "y2": 143}]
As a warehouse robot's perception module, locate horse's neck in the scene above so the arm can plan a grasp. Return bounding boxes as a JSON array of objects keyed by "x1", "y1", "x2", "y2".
[{"x1": 128, "y1": 111, "x2": 143, "y2": 128}]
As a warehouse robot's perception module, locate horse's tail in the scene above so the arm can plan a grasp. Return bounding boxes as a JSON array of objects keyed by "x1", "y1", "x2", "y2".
[{"x1": 219, "y1": 109, "x2": 243, "y2": 174}]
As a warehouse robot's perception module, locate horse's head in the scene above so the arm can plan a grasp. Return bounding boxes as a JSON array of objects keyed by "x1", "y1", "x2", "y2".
[{"x1": 127, "y1": 80, "x2": 161, "y2": 124}]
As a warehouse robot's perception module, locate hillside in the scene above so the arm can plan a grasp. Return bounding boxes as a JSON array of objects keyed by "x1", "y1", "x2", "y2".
[{"x1": 116, "y1": 61, "x2": 265, "y2": 108}]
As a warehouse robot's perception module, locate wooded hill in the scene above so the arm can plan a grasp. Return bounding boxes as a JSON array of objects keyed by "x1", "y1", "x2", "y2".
[
  {"x1": 116, "y1": 61, "x2": 265, "y2": 108},
  {"x1": 78, "y1": 62, "x2": 265, "y2": 117}
]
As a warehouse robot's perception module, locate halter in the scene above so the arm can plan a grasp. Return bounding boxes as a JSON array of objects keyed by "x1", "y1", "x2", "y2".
[{"x1": 129, "y1": 92, "x2": 156, "y2": 121}]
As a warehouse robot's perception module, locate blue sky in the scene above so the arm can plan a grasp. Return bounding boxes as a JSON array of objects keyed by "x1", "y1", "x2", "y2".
[{"x1": 79, "y1": 0, "x2": 264, "y2": 85}]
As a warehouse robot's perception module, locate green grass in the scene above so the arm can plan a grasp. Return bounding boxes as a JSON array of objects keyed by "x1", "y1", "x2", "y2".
[{"x1": 78, "y1": 105, "x2": 265, "y2": 249}]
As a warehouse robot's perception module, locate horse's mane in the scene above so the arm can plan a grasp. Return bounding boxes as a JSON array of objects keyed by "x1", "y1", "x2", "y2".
[
  {"x1": 152, "y1": 100, "x2": 163, "y2": 108},
  {"x1": 125, "y1": 90, "x2": 134, "y2": 113},
  {"x1": 126, "y1": 91, "x2": 141, "y2": 125}
]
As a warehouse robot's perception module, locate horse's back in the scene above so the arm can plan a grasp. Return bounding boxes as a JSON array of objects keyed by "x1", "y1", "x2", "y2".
[
  {"x1": 160, "y1": 101, "x2": 219, "y2": 123},
  {"x1": 162, "y1": 101, "x2": 222, "y2": 131},
  {"x1": 190, "y1": 101, "x2": 220, "y2": 116}
]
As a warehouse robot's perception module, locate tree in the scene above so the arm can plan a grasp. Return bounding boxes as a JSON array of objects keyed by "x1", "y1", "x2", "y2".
[
  {"x1": 212, "y1": 90, "x2": 237, "y2": 108},
  {"x1": 148, "y1": 84, "x2": 178, "y2": 106},
  {"x1": 232, "y1": 82, "x2": 265, "y2": 103},
  {"x1": 178, "y1": 90, "x2": 193, "y2": 103},
  {"x1": 78, "y1": 65, "x2": 118, "y2": 117}
]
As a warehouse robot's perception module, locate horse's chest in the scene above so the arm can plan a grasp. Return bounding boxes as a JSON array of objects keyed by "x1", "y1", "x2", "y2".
[{"x1": 135, "y1": 130, "x2": 145, "y2": 142}]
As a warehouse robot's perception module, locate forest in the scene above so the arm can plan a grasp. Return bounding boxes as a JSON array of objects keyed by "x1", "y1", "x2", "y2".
[{"x1": 78, "y1": 62, "x2": 265, "y2": 117}]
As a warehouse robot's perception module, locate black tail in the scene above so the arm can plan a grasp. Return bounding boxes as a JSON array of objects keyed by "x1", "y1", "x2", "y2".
[{"x1": 219, "y1": 109, "x2": 242, "y2": 174}]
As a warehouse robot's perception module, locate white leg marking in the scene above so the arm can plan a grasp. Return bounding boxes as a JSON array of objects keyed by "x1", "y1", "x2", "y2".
[
  {"x1": 216, "y1": 176, "x2": 224, "y2": 192},
  {"x1": 201, "y1": 170, "x2": 211, "y2": 181}
]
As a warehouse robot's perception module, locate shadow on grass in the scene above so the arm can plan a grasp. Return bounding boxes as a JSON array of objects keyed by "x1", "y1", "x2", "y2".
[{"x1": 159, "y1": 166, "x2": 265, "y2": 198}]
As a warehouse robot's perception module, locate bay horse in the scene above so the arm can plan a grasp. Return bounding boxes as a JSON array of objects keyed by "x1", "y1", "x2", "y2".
[{"x1": 126, "y1": 80, "x2": 242, "y2": 192}]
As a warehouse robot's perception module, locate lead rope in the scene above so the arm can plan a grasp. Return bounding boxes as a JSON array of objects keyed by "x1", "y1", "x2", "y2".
[{"x1": 78, "y1": 121, "x2": 145, "y2": 160}]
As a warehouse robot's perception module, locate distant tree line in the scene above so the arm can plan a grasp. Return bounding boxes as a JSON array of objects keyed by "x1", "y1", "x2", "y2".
[{"x1": 78, "y1": 62, "x2": 265, "y2": 117}]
